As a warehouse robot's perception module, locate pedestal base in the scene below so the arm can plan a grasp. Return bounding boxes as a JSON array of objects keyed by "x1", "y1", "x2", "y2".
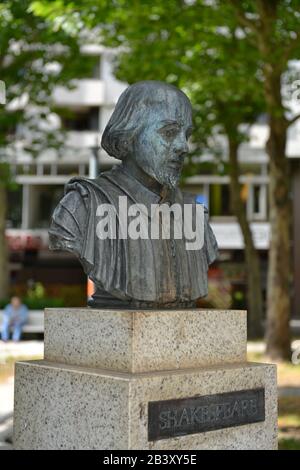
[
  {"x1": 14, "y1": 360, "x2": 277, "y2": 450},
  {"x1": 13, "y1": 309, "x2": 278, "y2": 450}
]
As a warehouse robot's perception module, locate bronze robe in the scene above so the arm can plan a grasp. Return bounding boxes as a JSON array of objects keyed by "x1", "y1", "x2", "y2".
[{"x1": 49, "y1": 165, "x2": 218, "y2": 308}]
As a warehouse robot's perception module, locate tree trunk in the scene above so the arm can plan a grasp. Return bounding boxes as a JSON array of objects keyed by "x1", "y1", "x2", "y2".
[
  {"x1": 265, "y1": 123, "x2": 292, "y2": 360},
  {"x1": 228, "y1": 136, "x2": 264, "y2": 338},
  {"x1": 260, "y1": 40, "x2": 292, "y2": 359},
  {"x1": 254, "y1": 0, "x2": 292, "y2": 360},
  {"x1": 0, "y1": 182, "x2": 9, "y2": 300}
]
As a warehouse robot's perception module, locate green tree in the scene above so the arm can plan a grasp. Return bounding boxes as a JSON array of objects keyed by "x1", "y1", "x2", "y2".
[
  {"x1": 228, "y1": 0, "x2": 300, "y2": 360},
  {"x1": 0, "y1": 0, "x2": 95, "y2": 299}
]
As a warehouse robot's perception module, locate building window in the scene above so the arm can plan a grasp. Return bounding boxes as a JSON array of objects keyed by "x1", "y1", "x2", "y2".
[
  {"x1": 60, "y1": 107, "x2": 99, "y2": 131},
  {"x1": 209, "y1": 184, "x2": 234, "y2": 217},
  {"x1": 247, "y1": 184, "x2": 267, "y2": 221},
  {"x1": 6, "y1": 187, "x2": 22, "y2": 228},
  {"x1": 31, "y1": 185, "x2": 64, "y2": 229}
]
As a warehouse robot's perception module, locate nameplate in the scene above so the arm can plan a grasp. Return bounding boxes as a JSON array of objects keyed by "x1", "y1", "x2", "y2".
[{"x1": 148, "y1": 388, "x2": 265, "y2": 441}]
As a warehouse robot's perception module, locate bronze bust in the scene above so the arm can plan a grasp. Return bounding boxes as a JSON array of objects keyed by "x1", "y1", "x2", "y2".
[{"x1": 49, "y1": 81, "x2": 218, "y2": 308}]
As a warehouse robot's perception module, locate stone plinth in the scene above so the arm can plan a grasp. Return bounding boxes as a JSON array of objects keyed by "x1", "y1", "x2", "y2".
[
  {"x1": 43, "y1": 308, "x2": 247, "y2": 372},
  {"x1": 13, "y1": 309, "x2": 277, "y2": 450}
]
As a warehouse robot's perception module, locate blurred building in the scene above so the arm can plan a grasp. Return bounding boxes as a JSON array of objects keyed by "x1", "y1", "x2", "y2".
[{"x1": 4, "y1": 45, "x2": 300, "y2": 319}]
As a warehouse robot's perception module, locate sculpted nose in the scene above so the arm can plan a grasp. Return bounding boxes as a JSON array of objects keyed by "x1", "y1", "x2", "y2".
[{"x1": 174, "y1": 134, "x2": 189, "y2": 156}]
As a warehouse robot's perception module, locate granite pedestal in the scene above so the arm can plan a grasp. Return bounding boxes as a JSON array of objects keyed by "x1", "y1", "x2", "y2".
[{"x1": 13, "y1": 309, "x2": 277, "y2": 449}]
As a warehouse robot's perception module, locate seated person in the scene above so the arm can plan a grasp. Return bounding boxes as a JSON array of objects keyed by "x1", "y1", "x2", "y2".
[{"x1": 1, "y1": 296, "x2": 28, "y2": 342}]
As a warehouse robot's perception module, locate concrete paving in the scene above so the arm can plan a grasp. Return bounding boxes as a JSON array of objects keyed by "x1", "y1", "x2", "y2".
[
  {"x1": 0, "y1": 340, "x2": 44, "y2": 363},
  {"x1": 247, "y1": 339, "x2": 300, "y2": 354},
  {"x1": 0, "y1": 376, "x2": 14, "y2": 418}
]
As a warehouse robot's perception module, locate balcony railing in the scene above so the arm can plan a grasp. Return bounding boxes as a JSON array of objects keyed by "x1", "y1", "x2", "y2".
[{"x1": 53, "y1": 80, "x2": 105, "y2": 107}]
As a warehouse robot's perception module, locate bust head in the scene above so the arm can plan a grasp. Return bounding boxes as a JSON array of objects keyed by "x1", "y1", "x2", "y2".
[{"x1": 101, "y1": 81, "x2": 193, "y2": 189}]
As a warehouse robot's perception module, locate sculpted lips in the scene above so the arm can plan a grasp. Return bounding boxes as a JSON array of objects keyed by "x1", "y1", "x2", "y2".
[{"x1": 168, "y1": 156, "x2": 185, "y2": 171}]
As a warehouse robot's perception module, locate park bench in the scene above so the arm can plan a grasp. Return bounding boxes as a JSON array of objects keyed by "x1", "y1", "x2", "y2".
[{"x1": 0, "y1": 310, "x2": 44, "y2": 334}]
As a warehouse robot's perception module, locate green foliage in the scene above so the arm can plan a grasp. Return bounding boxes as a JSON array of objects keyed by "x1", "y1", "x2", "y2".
[
  {"x1": 0, "y1": 280, "x2": 86, "y2": 309},
  {"x1": 26, "y1": 281, "x2": 45, "y2": 300},
  {"x1": 0, "y1": 0, "x2": 96, "y2": 186},
  {"x1": 34, "y1": 0, "x2": 300, "y2": 165},
  {"x1": 279, "y1": 438, "x2": 300, "y2": 450},
  {"x1": 0, "y1": 161, "x2": 17, "y2": 189},
  {"x1": 32, "y1": 0, "x2": 267, "y2": 174}
]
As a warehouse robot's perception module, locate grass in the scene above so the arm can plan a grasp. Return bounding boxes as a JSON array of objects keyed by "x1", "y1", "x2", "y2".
[
  {"x1": 278, "y1": 397, "x2": 300, "y2": 450},
  {"x1": 279, "y1": 438, "x2": 300, "y2": 450}
]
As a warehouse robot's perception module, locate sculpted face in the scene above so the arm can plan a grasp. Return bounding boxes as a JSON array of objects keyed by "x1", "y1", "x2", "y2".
[{"x1": 131, "y1": 87, "x2": 193, "y2": 189}]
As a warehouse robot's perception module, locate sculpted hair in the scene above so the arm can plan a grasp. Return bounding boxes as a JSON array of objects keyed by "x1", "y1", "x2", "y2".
[{"x1": 101, "y1": 80, "x2": 192, "y2": 160}]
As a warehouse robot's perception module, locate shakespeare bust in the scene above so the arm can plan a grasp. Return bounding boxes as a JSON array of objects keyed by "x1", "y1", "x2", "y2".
[{"x1": 49, "y1": 81, "x2": 218, "y2": 308}]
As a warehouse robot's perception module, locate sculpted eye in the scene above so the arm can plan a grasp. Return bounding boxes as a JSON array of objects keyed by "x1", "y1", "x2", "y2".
[
  {"x1": 166, "y1": 129, "x2": 177, "y2": 138},
  {"x1": 159, "y1": 127, "x2": 178, "y2": 139}
]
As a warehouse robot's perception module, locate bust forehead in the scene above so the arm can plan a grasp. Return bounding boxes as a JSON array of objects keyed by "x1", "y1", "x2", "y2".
[{"x1": 142, "y1": 86, "x2": 193, "y2": 127}]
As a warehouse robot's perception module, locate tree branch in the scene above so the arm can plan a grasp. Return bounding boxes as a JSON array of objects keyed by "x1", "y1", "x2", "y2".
[
  {"x1": 281, "y1": 33, "x2": 300, "y2": 67},
  {"x1": 287, "y1": 113, "x2": 300, "y2": 128},
  {"x1": 229, "y1": 0, "x2": 260, "y2": 34}
]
